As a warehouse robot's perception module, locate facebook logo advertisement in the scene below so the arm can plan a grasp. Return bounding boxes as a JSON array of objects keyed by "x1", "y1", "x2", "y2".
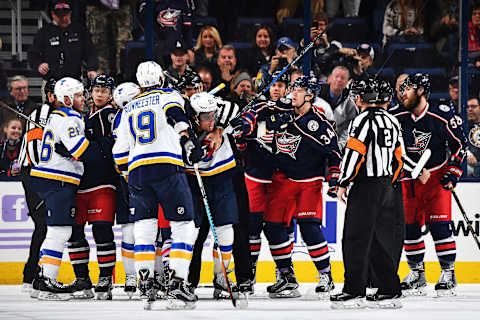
[{"x1": 2, "y1": 195, "x2": 28, "y2": 222}]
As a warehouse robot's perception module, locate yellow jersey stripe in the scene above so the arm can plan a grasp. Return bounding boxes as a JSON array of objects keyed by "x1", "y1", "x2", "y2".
[
  {"x1": 186, "y1": 160, "x2": 236, "y2": 177},
  {"x1": 31, "y1": 170, "x2": 81, "y2": 185},
  {"x1": 170, "y1": 250, "x2": 193, "y2": 260},
  {"x1": 129, "y1": 157, "x2": 184, "y2": 172},
  {"x1": 71, "y1": 139, "x2": 90, "y2": 159}
]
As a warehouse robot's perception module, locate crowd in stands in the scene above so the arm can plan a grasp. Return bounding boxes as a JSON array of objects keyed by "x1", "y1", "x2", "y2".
[{"x1": 1, "y1": 0, "x2": 480, "y2": 177}]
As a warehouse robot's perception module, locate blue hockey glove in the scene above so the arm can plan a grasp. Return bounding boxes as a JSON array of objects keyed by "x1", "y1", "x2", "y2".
[{"x1": 180, "y1": 135, "x2": 205, "y2": 165}]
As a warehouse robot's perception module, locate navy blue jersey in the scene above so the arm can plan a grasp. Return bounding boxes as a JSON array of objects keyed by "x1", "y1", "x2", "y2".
[
  {"x1": 79, "y1": 105, "x2": 119, "y2": 190},
  {"x1": 393, "y1": 102, "x2": 467, "y2": 171}
]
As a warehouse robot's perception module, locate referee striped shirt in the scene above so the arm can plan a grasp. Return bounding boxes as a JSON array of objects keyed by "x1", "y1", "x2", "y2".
[
  {"x1": 17, "y1": 104, "x2": 52, "y2": 168},
  {"x1": 339, "y1": 107, "x2": 416, "y2": 187}
]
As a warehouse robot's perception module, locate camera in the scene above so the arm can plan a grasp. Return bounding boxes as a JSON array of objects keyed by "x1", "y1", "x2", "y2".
[
  {"x1": 278, "y1": 57, "x2": 288, "y2": 68},
  {"x1": 312, "y1": 21, "x2": 319, "y2": 28}
]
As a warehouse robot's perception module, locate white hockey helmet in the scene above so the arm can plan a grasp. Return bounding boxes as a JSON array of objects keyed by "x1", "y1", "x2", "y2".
[
  {"x1": 136, "y1": 61, "x2": 165, "y2": 88},
  {"x1": 113, "y1": 82, "x2": 141, "y2": 108},
  {"x1": 190, "y1": 92, "x2": 218, "y2": 115},
  {"x1": 54, "y1": 77, "x2": 84, "y2": 106}
]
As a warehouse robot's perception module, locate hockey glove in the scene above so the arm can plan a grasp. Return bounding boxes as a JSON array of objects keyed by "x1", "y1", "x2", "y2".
[
  {"x1": 180, "y1": 135, "x2": 205, "y2": 166},
  {"x1": 440, "y1": 162, "x2": 463, "y2": 190},
  {"x1": 230, "y1": 111, "x2": 257, "y2": 139},
  {"x1": 327, "y1": 167, "x2": 341, "y2": 198},
  {"x1": 266, "y1": 111, "x2": 295, "y2": 131},
  {"x1": 54, "y1": 142, "x2": 73, "y2": 159}
]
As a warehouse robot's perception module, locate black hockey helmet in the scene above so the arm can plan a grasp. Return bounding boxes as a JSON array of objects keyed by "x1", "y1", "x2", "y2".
[
  {"x1": 377, "y1": 78, "x2": 393, "y2": 104},
  {"x1": 349, "y1": 76, "x2": 379, "y2": 103},
  {"x1": 44, "y1": 78, "x2": 56, "y2": 96},
  {"x1": 290, "y1": 75, "x2": 318, "y2": 95},
  {"x1": 271, "y1": 70, "x2": 290, "y2": 85},
  {"x1": 400, "y1": 73, "x2": 430, "y2": 97},
  {"x1": 177, "y1": 69, "x2": 203, "y2": 91},
  {"x1": 90, "y1": 74, "x2": 116, "y2": 91}
]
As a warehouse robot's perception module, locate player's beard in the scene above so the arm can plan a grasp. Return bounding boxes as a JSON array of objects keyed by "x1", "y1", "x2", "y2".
[{"x1": 404, "y1": 91, "x2": 421, "y2": 111}]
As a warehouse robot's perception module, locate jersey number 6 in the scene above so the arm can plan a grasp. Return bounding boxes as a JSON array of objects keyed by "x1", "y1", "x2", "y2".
[{"x1": 40, "y1": 130, "x2": 54, "y2": 162}]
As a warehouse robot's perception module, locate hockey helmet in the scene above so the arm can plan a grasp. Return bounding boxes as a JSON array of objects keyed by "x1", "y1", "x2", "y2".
[
  {"x1": 190, "y1": 92, "x2": 218, "y2": 116},
  {"x1": 400, "y1": 73, "x2": 431, "y2": 97},
  {"x1": 54, "y1": 77, "x2": 84, "y2": 106},
  {"x1": 90, "y1": 74, "x2": 116, "y2": 91},
  {"x1": 377, "y1": 78, "x2": 393, "y2": 104},
  {"x1": 113, "y1": 82, "x2": 140, "y2": 108},
  {"x1": 44, "y1": 78, "x2": 56, "y2": 97},
  {"x1": 350, "y1": 76, "x2": 379, "y2": 103},
  {"x1": 271, "y1": 70, "x2": 290, "y2": 85},
  {"x1": 290, "y1": 75, "x2": 317, "y2": 95},
  {"x1": 136, "y1": 61, "x2": 165, "y2": 88},
  {"x1": 177, "y1": 69, "x2": 203, "y2": 92}
]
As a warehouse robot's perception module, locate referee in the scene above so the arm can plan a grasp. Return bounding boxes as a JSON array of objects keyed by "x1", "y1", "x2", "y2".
[
  {"x1": 330, "y1": 77, "x2": 405, "y2": 309},
  {"x1": 17, "y1": 79, "x2": 56, "y2": 290}
]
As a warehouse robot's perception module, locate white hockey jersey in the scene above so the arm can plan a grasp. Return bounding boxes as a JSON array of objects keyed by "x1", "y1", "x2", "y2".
[
  {"x1": 30, "y1": 107, "x2": 88, "y2": 185},
  {"x1": 112, "y1": 88, "x2": 186, "y2": 173},
  {"x1": 185, "y1": 132, "x2": 236, "y2": 177}
]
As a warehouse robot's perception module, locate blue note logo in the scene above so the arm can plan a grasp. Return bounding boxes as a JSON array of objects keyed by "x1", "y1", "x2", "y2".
[{"x1": 2, "y1": 195, "x2": 28, "y2": 222}]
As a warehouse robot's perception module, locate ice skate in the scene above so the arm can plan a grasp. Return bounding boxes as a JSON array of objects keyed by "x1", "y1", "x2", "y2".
[
  {"x1": 95, "y1": 276, "x2": 113, "y2": 300},
  {"x1": 314, "y1": 271, "x2": 334, "y2": 299},
  {"x1": 138, "y1": 269, "x2": 156, "y2": 310},
  {"x1": 435, "y1": 266, "x2": 457, "y2": 297},
  {"x1": 238, "y1": 279, "x2": 254, "y2": 295},
  {"x1": 65, "y1": 277, "x2": 94, "y2": 299},
  {"x1": 330, "y1": 292, "x2": 366, "y2": 309},
  {"x1": 166, "y1": 277, "x2": 197, "y2": 310},
  {"x1": 267, "y1": 267, "x2": 301, "y2": 298},
  {"x1": 124, "y1": 273, "x2": 137, "y2": 299},
  {"x1": 37, "y1": 276, "x2": 73, "y2": 301},
  {"x1": 213, "y1": 272, "x2": 238, "y2": 299},
  {"x1": 400, "y1": 263, "x2": 427, "y2": 296},
  {"x1": 366, "y1": 293, "x2": 402, "y2": 309}
]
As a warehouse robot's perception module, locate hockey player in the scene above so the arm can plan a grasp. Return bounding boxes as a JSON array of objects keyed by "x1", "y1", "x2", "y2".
[
  {"x1": 112, "y1": 61, "x2": 203, "y2": 309},
  {"x1": 262, "y1": 76, "x2": 341, "y2": 298},
  {"x1": 30, "y1": 77, "x2": 109, "y2": 300},
  {"x1": 395, "y1": 74, "x2": 467, "y2": 296},
  {"x1": 184, "y1": 92, "x2": 240, "y2": 299},
  {"x1": 112, "y1": 82, "x2": 141, "y2": 298},
  {"x1": 65, "y1": 75, "x2": 118, "y2": 300}
]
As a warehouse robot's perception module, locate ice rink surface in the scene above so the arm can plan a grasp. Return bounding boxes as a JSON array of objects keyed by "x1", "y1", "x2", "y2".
[{"x1": 1, "y1": 283, "x2": 479, "y2": 320}]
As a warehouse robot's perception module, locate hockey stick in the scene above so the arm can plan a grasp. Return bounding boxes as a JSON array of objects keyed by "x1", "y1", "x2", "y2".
[
  {"x1": 208, "y1": 83, "x2": 225, "y2": 95},
  {"x1": 192, "y1": 163, "x2": 248, "y2": 308},
  {"x1": 450, "y1": 188, "x2": 480, "y2": 250},
  {"x1": 0, "y1": 101, "x2": 44, "y2": 128},
  {"x1": 411, "y1": 149, "x2": 431, "y2": 179}
]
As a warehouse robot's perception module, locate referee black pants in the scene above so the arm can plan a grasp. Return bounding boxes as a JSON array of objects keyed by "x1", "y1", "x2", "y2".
[
  {"x1": 20, "y1": 168, "x2": 47, "y2": 283},
  {"x1": 342, "y1": 177, "x2": 404, "y2": 296}
]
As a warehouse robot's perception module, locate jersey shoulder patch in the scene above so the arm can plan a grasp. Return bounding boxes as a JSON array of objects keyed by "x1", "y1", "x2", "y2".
[{"x1": 438, "y1": 104, "x2": 451, "y2": 112}]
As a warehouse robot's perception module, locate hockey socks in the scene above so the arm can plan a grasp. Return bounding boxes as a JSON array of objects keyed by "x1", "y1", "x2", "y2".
[
  {"x1": 134, "y1": 219, "x2": 157, "y2": 277},
  {"x1": 299, "y1": 222, "x2": 331, "y2": 273},
  {"x1": 213, "y1": 225, "x2": 234, "y2": 274},
  {"x1": 169, "y1": 221, "x2": 195, "y2": 280},
  {"x1": 263, "y1": 221, "x2": 293, "y2": 269},
  {"x1": 121, "y1": 223, "x2": 135, "y2": 276},
  {"x1": 96, "y1": 242, "x2": 116, "y2": 277},
  {"x1": 404, "y1": 223, "x2": 426, "y2": 265},
  {"x1": 39, "y1": 226, "x2": 72, "y2": 279},
  {"x1": 429, "y1": 222, "x2": 457, "y2": 268},
  {"x1": 68, "y1": 239, "x2": 90, "y2": 278}
]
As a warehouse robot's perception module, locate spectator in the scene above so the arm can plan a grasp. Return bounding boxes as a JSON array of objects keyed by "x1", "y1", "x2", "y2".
[
  {"x1": 468, "y1": 4, "x2": 480, "y2": 67},
  {"x1": 193, "y1": 25, "x2": 223, "y2": 71},
  {"x1": 301, "y1": 12, "x2": 357, "y2": 80},
  {"x1": 448, "y1": 75, "x2": 459, "y2": 113},
  {"x1": 467, "y1": 97, "x2": 480, "y2": 177},
  {"x1": 289, "y1": 69, "x2": 304, "y2": 85},
  {"x1": 227, "y1": 71, "x2": 254, "y2": 106},
  {"x1": 136, "y1": 0, "x2": 194, "y2": 63},
  {"x1": 318, "y1": 66, "x2": 350, "y2": 109},
  {"x1": 0, "y1": 119, "x2": 22, "y2": 178},
  {"x1": 85, "y1": 0, "x2": 133, "y2": 77},
  {"x1": 276, "y1": 0, "x2": 325, "y2": 23},
  {"x1": 197, "y1": 66, "x2": 214, "y2": 92},
  {"x1": 257, "y1": 37, "x2": 298, "y2": 87},
  {"x1": 239, "y1": 25, "x2": 276, "y2": 77},
  {"x1": 212, "y1": 45, "x2": 239, "y2": 97},
  {"x1": 28, "y1": 0, "x2": 98, "y2": 84},
  {"x1": 0, "y1": 76, "x2": 39, "y2": 129},
  {"x1": 382, "y1": 0, "x2": 424, "y2": 48},
  {"x1": 347, "y1": 43, "x2": 375, "y2": 81},
  {"x1": 325, "y1": 0, "x2": 361, "y2": 18},
  {"x1": 164, "y1": 40, "x2": 192, "y2": 87}
]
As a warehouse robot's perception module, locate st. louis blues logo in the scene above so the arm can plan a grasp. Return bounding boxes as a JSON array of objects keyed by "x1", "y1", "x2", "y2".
[
  {"x1": 408, "y1": 129, "x2": 432, "y2": 154},
  {"x1": 275, "y1": 132, "x2": 301, "y2": 159}
]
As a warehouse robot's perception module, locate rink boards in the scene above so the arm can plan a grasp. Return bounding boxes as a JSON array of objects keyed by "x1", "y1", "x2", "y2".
[{"x1": 0, "y1": 181, "x2": 479, "y2": 284}]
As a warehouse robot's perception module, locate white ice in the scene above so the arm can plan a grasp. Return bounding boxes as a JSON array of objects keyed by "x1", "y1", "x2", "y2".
[{"x1": 1, "y1": 283, "x2": 479, "y2": 320}]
